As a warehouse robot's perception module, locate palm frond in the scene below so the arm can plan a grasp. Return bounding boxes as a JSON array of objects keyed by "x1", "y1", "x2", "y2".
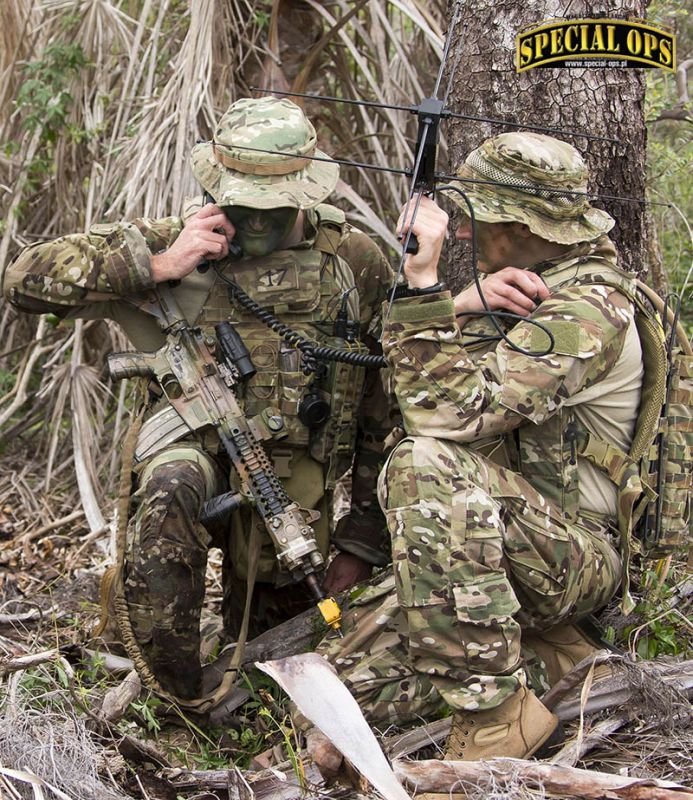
[{"x1": 0, "y1": 0, "x2": 446, "y2": 549}]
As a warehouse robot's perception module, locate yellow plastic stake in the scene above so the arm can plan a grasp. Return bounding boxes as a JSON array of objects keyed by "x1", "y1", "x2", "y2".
[{"x1": 318, "y1": 596, "x2": 343, "y2": 636}]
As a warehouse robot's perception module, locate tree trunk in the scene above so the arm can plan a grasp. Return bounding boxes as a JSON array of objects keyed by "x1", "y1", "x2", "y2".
[{"x1": 444, "y1": 0, "x2": 647, "y2": 289}]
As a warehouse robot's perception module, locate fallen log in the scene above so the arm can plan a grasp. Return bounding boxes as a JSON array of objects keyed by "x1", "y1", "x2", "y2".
[
  {"x1": 546, "y1": 656, "x2": 693, "y2": 720},
  {"x1": 393, "y1": 756, "x2": 693, "y2": 799},
  {"x1": 202, "y1": 605, "x2": 323, "y2": 691},
  {"x1": 85, "y1": 606, "x2": 321, "y2": 690}
]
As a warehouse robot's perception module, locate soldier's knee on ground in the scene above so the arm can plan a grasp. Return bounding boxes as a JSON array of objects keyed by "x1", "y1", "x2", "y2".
[{"x1": 123, "y1": 459, "x2": 214, "y2": 701}]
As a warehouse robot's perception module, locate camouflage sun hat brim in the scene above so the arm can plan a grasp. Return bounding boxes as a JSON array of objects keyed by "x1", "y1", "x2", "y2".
[
  {"x1": 191, "y1": 141, "x2": 339, "y2": 210},
  {"x1": 190, "y1": 97, "x2": 340, "y2": 210},
  {"x1": 443, "y1": 132, "x2": 615, "y2": 245}
]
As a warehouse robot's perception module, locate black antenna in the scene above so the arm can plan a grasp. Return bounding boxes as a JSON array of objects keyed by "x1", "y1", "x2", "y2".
[{"x1": 250, "y1": 86, "x2": 619, "y2": 144}]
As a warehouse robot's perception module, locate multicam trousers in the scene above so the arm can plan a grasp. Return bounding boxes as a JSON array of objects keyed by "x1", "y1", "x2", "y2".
[
  {"x1": 122, "y1": 444, "x2": 224, "y2": 699},
  {"x1": 318, "y1": 436, "x2": 622, "y2": 726},
  {"x1": 122, "y1": 442, "x2": 325, "y2": 699}
]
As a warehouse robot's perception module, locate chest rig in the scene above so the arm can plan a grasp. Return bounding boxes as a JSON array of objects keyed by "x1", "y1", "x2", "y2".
[{"x1": 196, "y1": 205, "x2": 369, "y2": 489}]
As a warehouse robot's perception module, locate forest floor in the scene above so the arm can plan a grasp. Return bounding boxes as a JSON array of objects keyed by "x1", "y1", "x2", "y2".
[{"x1": 0, "y1": 474, "x2": 692, "y2": 800}]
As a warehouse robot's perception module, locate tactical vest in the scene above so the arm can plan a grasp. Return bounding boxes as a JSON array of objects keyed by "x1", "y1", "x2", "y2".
[
  {"x1": 134, "y1": 203, "x2": 369, "y2": 491},
  {"x1": 509, "y1": 258, "x2": 643, "y2": 525},
  {"x1": 539, "y1": 262, "x2": 692, "y2": 560}
]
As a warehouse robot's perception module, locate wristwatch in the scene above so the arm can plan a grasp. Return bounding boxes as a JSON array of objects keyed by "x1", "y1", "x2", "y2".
[{"x1": 391, "y1": 282, "x2": 447, "y2": 299}]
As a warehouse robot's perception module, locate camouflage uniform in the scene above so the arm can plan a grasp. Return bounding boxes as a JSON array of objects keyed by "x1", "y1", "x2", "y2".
[
  {"x1": 316, "y1": 133, "x2": 639, "y2": 728},
  {"x1": 3, "y1": 98, "x2": 395, "y2": 699}
]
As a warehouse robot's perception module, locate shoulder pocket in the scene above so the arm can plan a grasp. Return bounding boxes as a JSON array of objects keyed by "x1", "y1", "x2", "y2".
[{"x1": 525, "y1": 320, "x2": 603, "y2": 358}]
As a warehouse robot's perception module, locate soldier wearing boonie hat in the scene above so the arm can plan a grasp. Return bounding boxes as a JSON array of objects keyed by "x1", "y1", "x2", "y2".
[
  {"x1": 191, "y1": 96, "x2": 339, "y2": 211},
  {"x1": 446, "y1": 131, "x2": 614, "y2": 245},
  {"x1": 4, "y1": 96, "x2": 395, "y2": 703},
  {"x1": 309, "y1": 131, "x2": 643, "y2": 769}
]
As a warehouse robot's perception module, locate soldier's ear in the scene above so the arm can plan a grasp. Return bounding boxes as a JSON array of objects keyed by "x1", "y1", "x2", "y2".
[{"x1": 508, "y1": 222, "x2": 533, "y2": 238}]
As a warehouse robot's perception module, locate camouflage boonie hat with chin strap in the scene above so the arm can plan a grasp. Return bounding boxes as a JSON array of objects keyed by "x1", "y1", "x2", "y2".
[
  {"x1": 191, "y1": 97, "x2": 339, "y2": 210},
  {"x1": 445, "y1": 132, "x2": 614, "y2": 245}
]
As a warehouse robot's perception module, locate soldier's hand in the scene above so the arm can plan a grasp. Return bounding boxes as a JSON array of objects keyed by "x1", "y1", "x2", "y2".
[
  {"x1": 454, "y1": 267, "x2": 549, "y2": 321},
  {"x1": 396, "y1": 194, "x2": 448, "y2": 288},
  {"x1": 150, "y1": 203, "x2": 236, "y2": 282},
  {"x1": 323, "y1": 552, "x2": 373, "y2": 594}
]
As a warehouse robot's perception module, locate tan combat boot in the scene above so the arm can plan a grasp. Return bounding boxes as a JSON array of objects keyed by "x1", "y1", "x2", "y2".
[
  {"x1": 445, "y1": 685, "x2": 558, "y2": 761},
  {"x1": 523, "y1": 623, "x2": 609, "y2": 686}
]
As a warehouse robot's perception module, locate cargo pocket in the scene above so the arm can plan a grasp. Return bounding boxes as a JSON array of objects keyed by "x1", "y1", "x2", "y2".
[
  {"x1": 386, "y1": 506, "x2": 450, "y2": 609},
  {"x1": 452, "y1": 575, "x2": 521, "y2": 671}
]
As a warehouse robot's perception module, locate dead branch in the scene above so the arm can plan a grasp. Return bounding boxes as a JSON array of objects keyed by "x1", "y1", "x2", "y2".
[
  {"x1": 0, "y1": 606, "x2": 61, "y2": 627},
  {"x1": 385, "y1": 657, "x2": 693, "y2": 759},
  {"x1": 545, "y1": 656, "x2": 693, "y2": 720},
  {"x1": 82, "y1": 648, "x2": 135, "y2": 675},
  {"x1": 202, "y1": 604, "x2": 323, "y2": 691},
  {"x1": 160, "y1": 760, "x2": 325, "y2": 800},
  {"x1": 393, "y1": 756, "x2": 693, "y2": 799},
  {"x1": 550, "y1": 714, "x2": 631, "y2": 767},
  {"x1": 677, "y1": 59, "x2": 692, "y2": 105},
  {"x1": 0, "y1": 648, "x2": 59, "y2": 677},
  {"x1": 99, "y1": 670, "x2": 141, "y2": 723},
  {"x1": 647, "y1": 59, "x2": 693, "y2": 124},
  {"x1": 116, "y1": 734, "x2": 171, "y2": 770},
  {"x1": 16, "y1": 509, "x2": 85, "y2": 543}
]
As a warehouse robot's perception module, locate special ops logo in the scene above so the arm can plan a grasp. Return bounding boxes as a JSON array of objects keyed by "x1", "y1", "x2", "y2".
[{"x1": 516, "y1": 19, "x2": 676, "y2": 72}]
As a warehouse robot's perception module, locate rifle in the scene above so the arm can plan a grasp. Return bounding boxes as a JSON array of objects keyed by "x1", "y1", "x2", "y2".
[{"x1": 107, "y1": 282, "x2": 342, "y2": 634}]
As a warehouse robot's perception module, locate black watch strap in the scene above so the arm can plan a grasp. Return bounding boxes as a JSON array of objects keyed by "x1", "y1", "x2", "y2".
[{"x1": 392, "y1": 282, "x2": 447, "y2": 299}]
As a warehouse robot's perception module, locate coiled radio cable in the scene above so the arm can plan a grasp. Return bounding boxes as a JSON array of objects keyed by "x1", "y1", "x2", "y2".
[{"x1": 215, "y1": 266, "x2": 387, "y2": 374}]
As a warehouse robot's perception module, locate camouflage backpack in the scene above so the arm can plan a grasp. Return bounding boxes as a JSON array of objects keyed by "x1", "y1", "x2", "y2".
[
  {"x1": 630, "y1": 281, "x2": 692, "y2": 559},
  {"x1": 571, "y1": 273, "x2": 692, "y2": 560}
]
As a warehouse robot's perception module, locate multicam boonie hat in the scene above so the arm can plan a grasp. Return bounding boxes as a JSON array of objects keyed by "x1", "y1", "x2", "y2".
[
  {"x1": 191, "y1": 97, "x2": 339, "y2": 210},
  {"x1": 445, "y1": 132, "x2": 615, "y2": 245}
]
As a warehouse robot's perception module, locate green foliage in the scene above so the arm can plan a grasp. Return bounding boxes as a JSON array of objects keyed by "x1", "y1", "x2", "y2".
[
  {"x1": 254, "y1": 4, "x2": 272, "y2": 29},
  {"x1": 129, "y1": 694, "x2": 163, "y2": 734},
  {"x1": 12, "y1": 40, "x2": 91, "y2": 205},
  {"x1": 16, "y1": 43, "x2": 89, "y2": 141},
  {"x1": 620, "y1": 566, "x2": 692, "y2": 660},
  {"x1": 7, "y1": 664, "x2": 72, "y2": 713},
  {"x1": 1, "y1": 653, "x2": 113, "y2": 718},
  {"x1": 0, "y1": 368, "x2": 16, "y2": 396},
  {"x1": 645, "y1": 0, "x2": 692, "y2": 328}
]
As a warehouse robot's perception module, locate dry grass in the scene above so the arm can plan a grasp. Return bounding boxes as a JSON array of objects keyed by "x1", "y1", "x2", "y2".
[
  {"x1": 0, "y1": 3, "x2": 690, "y2": 798},
  {"x1": 0, "y1": 0, "x2": 444, "y2": 540}
]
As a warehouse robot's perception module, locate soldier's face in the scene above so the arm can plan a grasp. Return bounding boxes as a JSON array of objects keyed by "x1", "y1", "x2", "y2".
[
  {"x1": 455, "y1": 219, "x2": 523, "y2": 272},
  {"x1": 223, "y1": 206, "x2": 299, "y2": 257}
]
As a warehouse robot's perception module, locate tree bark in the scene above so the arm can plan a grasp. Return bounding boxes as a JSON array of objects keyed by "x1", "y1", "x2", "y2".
[{"x1": 444, "y1": 0, "x2": 647, "y2": 289}]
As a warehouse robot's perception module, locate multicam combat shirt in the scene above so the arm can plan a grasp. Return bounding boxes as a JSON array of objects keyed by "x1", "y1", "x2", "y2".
[
  {"x1": 4, "y1": 205, "x2": 397, "y2": 567},
  {"x1": 382, "y1": 236, "x2": 643, "y2": 522}
]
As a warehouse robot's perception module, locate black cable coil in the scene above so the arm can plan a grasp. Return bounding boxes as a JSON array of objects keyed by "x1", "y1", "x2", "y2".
[{"x1": 225, "y1": 279, "x2": 387, "y2": 372}]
